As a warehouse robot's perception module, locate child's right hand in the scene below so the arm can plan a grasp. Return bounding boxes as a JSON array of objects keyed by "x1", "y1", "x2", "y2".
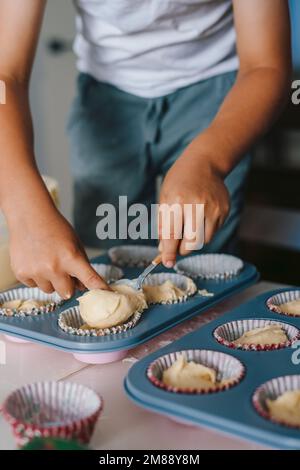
[{"x1": 8, "y1": 207, "x2": 109, "y2": 299}]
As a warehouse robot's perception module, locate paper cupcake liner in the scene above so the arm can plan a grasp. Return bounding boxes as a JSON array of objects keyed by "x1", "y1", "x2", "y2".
[
  {"x1": 174, "y1": 254, "x2": 244, "y2": 280},
  {"x1": 58, "y1": 305, "x2": 144, "y2": 337},
  {"x1": 214, "y1": 319, "x2": 300, "y2": 351},
  {"x1": 147, "y1": 349, "x2": 245, "y2": 394},
  {"x1": 90, "y1": 263, "x2": 124, "y2": 282},
  {"x1": 266, "y1": 291, "x2": 300, "y2": 318},
  {"x1": 252, "y1": 375, "x2": 300, "y2": 429},
  {"x1": 0, "y1": 287, "x2": 62, "y2": 317},
  {"x1": 108, "y1": 244, "x2": 158, "y2": 268},
  {"x1": 142, "y1": 272, "x2": 197, "y2": 304},
  {"x1": 1, "y1": 381, "x2": 102, "y2": 447}
]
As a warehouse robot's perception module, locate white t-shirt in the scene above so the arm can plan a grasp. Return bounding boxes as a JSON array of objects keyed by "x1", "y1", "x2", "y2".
[{"x1": 73, "y1": 0, "x2": 238, "y2": 98}]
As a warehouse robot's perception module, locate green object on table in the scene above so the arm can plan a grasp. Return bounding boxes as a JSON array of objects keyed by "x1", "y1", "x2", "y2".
[{"x1": 20, "y1": 437, "x2": 88, "y2": 450}]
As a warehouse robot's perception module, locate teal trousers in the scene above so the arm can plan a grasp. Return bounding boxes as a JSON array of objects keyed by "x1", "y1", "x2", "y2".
[{"x1": 67, "y1": 71, "x2": 251, "y2": 252}]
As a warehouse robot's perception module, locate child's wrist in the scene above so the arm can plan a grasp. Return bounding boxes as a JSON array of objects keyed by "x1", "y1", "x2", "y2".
[{"x1": 2, "y1": 188, "x2": 57, "y2": 230}]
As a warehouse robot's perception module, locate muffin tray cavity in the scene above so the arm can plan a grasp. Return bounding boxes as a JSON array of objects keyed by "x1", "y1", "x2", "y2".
[
  {"x1": 0, "y1": 254, "x2": 258, "y2": 364},
  {"x1": 124, "y1": 288, "x2": 300, "y2": 449}
]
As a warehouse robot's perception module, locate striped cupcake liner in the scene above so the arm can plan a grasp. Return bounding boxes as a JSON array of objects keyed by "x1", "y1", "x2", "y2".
[
  {"x1": 58, "y1": 305, "x2": 145, "y2": 337},
  {"x1": 266, "y1": 291, "x2": 300, "y2": 318},
  {"x1": 213, "y1": 319, "x2": 300, "y2": 351},
  {"x1": 252, "y1": 375, "x2": 300, "y2": 429},
  {"x1": 147, "y1": 349, "x2": 245, "y2": 394},
  {"x1": 0, "y1": 287, "x2": 62, "y2": 317},
  {"x1": 1, "y1": 381, "x2": 102, "y2": 447},
  {"x1": 108, "y1": 244, "x2": 159, "y2": 268},
  {"x1": 174, "y1": 254, "x2": 244, "y2": 280},
  {"x1": 90, "y1": 263, "x2": 124, "y2": 282},
  {"x1": 142, "y1": 272, "x2": 197, "y2": 305}
]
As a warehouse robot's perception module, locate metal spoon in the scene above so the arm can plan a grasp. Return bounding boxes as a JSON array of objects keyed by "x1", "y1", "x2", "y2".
[{"x1": 114, "y1": 254, "x2": 162, "y2": 291}]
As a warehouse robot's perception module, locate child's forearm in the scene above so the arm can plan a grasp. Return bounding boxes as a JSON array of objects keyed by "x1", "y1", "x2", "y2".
[
  {"x1": 180, "y1": 66, "x2": 291, "y2": 176},
  {"x1": 0, "y1": 78, "x2": 56, "y2": 227},
  {"x1": 0, "y1": 78, "x2": 110, "y2": 295}
]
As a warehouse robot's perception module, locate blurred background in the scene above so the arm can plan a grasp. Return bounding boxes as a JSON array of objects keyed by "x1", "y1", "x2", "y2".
[
  {"x1": 30, "y1": 0, "x2": 300, "y2": 283},
  {"x1": 238, "y1": 0, "x2": 300, "y2": 284}
]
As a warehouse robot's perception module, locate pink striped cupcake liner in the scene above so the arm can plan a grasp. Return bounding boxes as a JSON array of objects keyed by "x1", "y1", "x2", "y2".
[
  {"x1": 213, "y1": 319, "x2": 300, "y2": 351},
  {"x1": 174, "y1": 254, "x2": 244, "y2": 280},
  {"x1": 266, "y1": 291, "x2": 300, "y2": 318},
  {"x1": 253, "y1": 375, "x2": 300, "y2": 429},
  {"x1": 0, "y1": 287, "x2": 63, "y2": 317},
  {"x1": 1, "y1": 381, "x2": 103, "y2": 447},
  {"x1": 147, "y1": 349, "x2": 245, "y2": 394}
]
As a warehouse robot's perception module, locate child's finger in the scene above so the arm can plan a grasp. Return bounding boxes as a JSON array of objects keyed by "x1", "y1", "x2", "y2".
[
  {"x1": 161, "y1": 238, "x2": 179, "y2": 268},
  {"x1": 21, "y1": 278, "x2": 37, "y2": 288},
  {"x1": 32, "y1": 277, "x2": 55, "y2": 294},
  {"x1": 50, "y1": 274, "x2": 75, "y2": 300},
  {"x1": 179, "y1": 203, "x2": 205, "y2": 255},
  {"x1": 158, "y1": 201, "x2": 183, "y2": 267},
  {"x1": 69, "y1": 257, "x2": 111, "y2": 291}
]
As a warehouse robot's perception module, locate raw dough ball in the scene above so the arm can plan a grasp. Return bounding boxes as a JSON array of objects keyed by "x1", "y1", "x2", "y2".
[
  {"x1": 267, "y1": 390, "x2": 300, "y2": 426},
  {"x1": 233, "y1": 325, "x2": 288, "y2": 346},
  {"x1": 78, "y1": 284, "x2": 147, "y2": 329},
  {"x1": 279, "y1": 300, "x2": 300, "y2": 316},
  {"x1": 162, "y1": 355, "x2": 216, "y2": 390}
]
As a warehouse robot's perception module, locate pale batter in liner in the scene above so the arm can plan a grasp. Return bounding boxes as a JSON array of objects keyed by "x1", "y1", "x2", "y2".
[
  {"x1": 143, "y1": 278, "x2": 196, "y2": 304},
  {"x1": 267, "y1": 390, "x2": 300, "y2": 427},
  {"x1": 278, "y1": 300, "x2": 300, "y2": 316},
  {"x1": 233, "y1": 324, "x2": 288, "y2": 346},
  {"x1": 162, "y1": 355, "x2": 226, "y2": 391},
  {"x1": 1, "y1": 299, "x2": 47, "y2": 311}
]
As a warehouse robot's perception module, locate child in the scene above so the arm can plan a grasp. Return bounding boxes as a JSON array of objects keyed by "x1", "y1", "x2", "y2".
[{"x1": 0, "y1": 0, "x2": 291, "y2": 299}]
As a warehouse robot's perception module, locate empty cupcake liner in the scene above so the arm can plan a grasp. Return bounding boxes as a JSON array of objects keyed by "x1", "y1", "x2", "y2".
[
  {"x1": 1, "y1": 381, "x2": 102, "y2": 447},
  {"x1": 108, "y1": 244, "x2": 158, "y2": 268},
  {"x1": 214, "y1": 319, "x2": 300, "y2": 351},
  {"x1": 174, "y1": 254, "x2": 244, "y2": 280},
  {"x1": 147, "y1": 349, "x2": 245, "y2": 394},
  {"x1": 58, "y1": 305, "x2": 144, "y2": 337},
  {"x1": 266, "y1": 291, "x2": 300, "y2": 317},
  {"x1": 0, "y1": 287, "x2": 63, "y2": 317},
  {"x1": 90, "y1": 263, "x2": 124, "y2": 282},
  {"x1": 142, "y1": 272, "x2": 197, "y2": 304},
  {"x1": 252, "y1": 375, "x2": 300, "y2": 429}
]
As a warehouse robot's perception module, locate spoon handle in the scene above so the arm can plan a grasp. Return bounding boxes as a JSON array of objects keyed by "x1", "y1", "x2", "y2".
[{"x1": 136, "y1": 253, "x2": 162, "y2": 290}]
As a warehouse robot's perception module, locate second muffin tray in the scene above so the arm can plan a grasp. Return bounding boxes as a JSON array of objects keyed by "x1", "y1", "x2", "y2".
[
  {"x1": 124, "y1": 288, "x2": 300, "y2": 449},
  {"x1": 0, "y1": 254, "x2": 258, "y2": 363}
]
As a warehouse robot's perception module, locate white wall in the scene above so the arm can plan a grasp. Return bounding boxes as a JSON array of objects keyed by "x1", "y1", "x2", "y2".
[{"x1": 30, "y1": 0, "x2": 77, "y2": 221}]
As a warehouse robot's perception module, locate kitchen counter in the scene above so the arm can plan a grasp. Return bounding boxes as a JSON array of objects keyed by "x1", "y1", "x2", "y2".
[{"x1": 0, "y1": 281, "x2": 287, "y2": 450}]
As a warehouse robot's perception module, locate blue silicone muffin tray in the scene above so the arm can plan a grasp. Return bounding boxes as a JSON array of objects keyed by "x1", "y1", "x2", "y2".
[
  {"x1": 0, "y1": 254, "x2": 258, "y2": 364},
  {"x1": 124, "y1": 288, "x2": 300, "y2": 450}
]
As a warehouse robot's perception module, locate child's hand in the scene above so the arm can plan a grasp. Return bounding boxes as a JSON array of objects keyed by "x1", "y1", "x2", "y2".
[
  {"x1": 159, "y1": 156, "x2": 230, "y2": 268},
  {"x1": 8, "y1": 208, "x2": 110, "y2": 299}
]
